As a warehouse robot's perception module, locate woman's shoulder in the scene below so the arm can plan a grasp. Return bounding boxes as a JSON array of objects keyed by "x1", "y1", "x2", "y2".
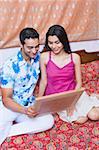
[
  {"x1": 72, "y1": 52, "x2": 80, "y2": 57},
  {"x1": 41, "y1": 51, "x2": 49, "y2": 56},
  {"x1": 40, "y1": 51, "x2": 50, "y2": 63},
  {"x1": 72, "y1": 53, "x2": 81, "y2": 63}
]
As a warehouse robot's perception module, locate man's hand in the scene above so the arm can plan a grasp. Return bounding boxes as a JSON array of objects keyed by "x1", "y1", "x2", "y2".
[{"x1": 26, "y1": 106, "x2": 38, "y2": 118}]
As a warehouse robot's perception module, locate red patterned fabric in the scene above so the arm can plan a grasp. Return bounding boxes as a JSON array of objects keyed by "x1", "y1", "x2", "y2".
[
  {"x1": 0, "y1": 115, "x2": 99, "y2": 149},
  {"x1": 81, "y1": 60, "x2": 99, "y2": 95},
  {"x1": 0, "y1": 60, "x2": 99, "y2": 149}
]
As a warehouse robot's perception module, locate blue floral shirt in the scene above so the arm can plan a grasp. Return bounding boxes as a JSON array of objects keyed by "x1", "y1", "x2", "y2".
[{"x1": 1, "y1": 50, "x2": 40, "y2": 106}]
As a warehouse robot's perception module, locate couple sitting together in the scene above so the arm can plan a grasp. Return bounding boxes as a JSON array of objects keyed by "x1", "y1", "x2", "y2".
[{"x1": 0, "y1": 25, "x2": 99, "y2": 144}]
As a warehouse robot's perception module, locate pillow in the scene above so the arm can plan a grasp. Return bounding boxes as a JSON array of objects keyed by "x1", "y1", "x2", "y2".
[
  {"x1": 81, "y1": 60, "x2": 99, "y2": 95},
  {"x1": 81, "y1": 60, "x2": 99, "y2": 84}
]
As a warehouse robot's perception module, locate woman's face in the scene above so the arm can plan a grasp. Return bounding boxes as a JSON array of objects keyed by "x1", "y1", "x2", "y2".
[{"x1": 48, "y1": 35, "x2": 64, "y2": 54}]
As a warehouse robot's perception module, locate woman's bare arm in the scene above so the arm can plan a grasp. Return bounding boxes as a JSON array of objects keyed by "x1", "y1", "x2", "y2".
[
  {"x1": 72, "y1": 53, "x2": 82, "y2": 90},
  {"x1": 38, "y1": 53, "x2": 48, "y2": 97}
]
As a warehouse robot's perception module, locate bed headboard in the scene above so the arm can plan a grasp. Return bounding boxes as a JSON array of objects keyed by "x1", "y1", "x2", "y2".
[{"x1": 74, "y1": 50, "x2": 99, "y2": 64}]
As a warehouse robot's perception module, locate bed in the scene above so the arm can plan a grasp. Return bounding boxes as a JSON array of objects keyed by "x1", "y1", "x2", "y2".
[{"x1": 0, "y1": 50, "x2": 99, "y2": 149}]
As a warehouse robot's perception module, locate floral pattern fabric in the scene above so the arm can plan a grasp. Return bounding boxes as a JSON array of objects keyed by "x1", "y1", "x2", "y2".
[{"x1": 81, "y1": 60, "x2": 99, "y2": 95}]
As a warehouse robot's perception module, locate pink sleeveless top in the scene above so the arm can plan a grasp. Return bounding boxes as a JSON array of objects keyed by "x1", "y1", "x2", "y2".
[{"x1": 45, "y1": 52, "x2": 76, "y2": 95}]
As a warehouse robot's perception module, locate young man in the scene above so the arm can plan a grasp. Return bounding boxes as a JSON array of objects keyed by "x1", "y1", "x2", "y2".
[{"x1": 0, "y1": 27, "x2": 54, "y2": 144}]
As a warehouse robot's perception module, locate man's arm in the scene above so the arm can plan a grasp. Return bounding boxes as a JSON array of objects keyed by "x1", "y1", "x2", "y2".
[
  {"x1": 1, "y1": 87, "x2": 27, "y2": 114},
  {"x1": 1, "y1": 88, "x2": 38, "y2": 117}
]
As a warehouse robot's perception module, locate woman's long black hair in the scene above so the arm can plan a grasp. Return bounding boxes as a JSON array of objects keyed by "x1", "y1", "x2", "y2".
[{"x1": 44, "y1": 25, "x2": 72, "y2": 54}]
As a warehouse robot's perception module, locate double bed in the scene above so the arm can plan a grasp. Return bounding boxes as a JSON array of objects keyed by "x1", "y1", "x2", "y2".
[{"x1": 0, "y1": 50, "x2": 99, "y2": 149}]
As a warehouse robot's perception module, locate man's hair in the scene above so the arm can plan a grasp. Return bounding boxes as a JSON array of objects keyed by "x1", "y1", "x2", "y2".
[
  {"x1": 45, "y1": 25, "x2": 71, "y2": 54},
  {"x1": 19, "y1": 27, "x2": 39, "y2": 45}
]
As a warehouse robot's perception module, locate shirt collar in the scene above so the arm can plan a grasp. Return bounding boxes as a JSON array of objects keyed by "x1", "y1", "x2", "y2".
[{"x1": 17, "y1": 50, "x2": 40, "y2": 66}]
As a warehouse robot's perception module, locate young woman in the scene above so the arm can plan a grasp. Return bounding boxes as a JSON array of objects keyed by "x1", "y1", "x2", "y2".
[{"x1": 38, "y1": 24, "x2": 99, "y2": 124}]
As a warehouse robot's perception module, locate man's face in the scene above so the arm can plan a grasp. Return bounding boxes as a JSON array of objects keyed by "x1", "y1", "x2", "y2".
[{"x1": 22, "y1": 38, "x2": 39, "y2": 59}]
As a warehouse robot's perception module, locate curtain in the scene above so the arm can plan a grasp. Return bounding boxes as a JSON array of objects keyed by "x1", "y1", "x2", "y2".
[{"x1": 0, "y1": 0, "x2": 98, "y2": 49}]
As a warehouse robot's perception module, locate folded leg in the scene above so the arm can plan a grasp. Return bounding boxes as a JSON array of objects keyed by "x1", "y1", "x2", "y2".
[
  {"x1": 8, "y1": 114, "x2": 54, "y2": 137},
  {"x1": 0, "y1": 101, "x2": 20, "y2": 145}
]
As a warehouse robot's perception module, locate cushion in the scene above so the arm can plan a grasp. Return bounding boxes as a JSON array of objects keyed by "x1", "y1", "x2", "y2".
[
  {"x1": 81, "y1": 60, "x2": 99, "y2": 95},
  {"x1": 81, "y1": 60, "x2": 99, "y2": 83}
]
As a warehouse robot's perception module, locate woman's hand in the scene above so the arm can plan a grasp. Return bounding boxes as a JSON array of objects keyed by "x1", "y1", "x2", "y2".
[{"x1": 66, "y1": 104, "x2": 76, "y2": 116}]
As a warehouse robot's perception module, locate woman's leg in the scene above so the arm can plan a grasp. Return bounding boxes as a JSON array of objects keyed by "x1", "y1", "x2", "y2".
[
  {"x1": 8, "y1": 114, "x2": 54, "y2": 137},
  {"x1": 74, "y1": 92, "x2": 99, "y2": 124},
  {"x1": 74, "y1": 116, "x2": 88, "y2": 124},
  {"x1": 74, "y1": 107, "x2": 99, "y2": 123},
  {"x1": 87, "y1": 107, "x2": 99, "y2": 120}
]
